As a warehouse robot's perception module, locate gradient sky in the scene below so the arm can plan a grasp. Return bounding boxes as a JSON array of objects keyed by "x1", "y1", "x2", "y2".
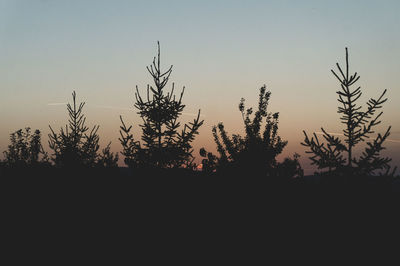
[{"x1": 1, "y1": 0, "x2": 399, "y2": 174}]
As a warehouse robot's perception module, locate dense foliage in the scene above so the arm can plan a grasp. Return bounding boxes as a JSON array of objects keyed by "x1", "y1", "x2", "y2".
[
  {"x1": 2, "y1": 128, "x2": 49, "y2": 168},
  {"x1": 200, "y1": 85, "x2": 303, "y2": 178}
]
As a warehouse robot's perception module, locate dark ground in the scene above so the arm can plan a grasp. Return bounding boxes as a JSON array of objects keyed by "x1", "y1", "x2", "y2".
[
  {"x1": 2, "y1": 167, "x2": 400, "y2": 209},
  {"x1": 1, "y1": 167, "x2": 399, "y2": 262}
]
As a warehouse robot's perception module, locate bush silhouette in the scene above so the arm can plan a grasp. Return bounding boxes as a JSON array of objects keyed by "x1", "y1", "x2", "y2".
[
  {"x1": 119, "y1": 42, "x2": 203, "y2": 169},
  {"x1": 2, "y1": 127, "x2": 49, "y2": 168},
  {"x1": 48, "y1": 91, "x2": 118, "y2": 168},
  {"x1": 201, "y1": 85, "x2": 303, "y2": 178},
  {"x1": 302, "y1": 48, "x2": 395, "y2": 177},
  {"x1": 96, "y1": 143, "x2": 119, "y2": 168}
]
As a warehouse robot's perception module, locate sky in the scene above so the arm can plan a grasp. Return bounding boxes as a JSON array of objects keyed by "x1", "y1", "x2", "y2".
[{"x1": 1, "y1": 0, "x2": 399, "y2": 174}]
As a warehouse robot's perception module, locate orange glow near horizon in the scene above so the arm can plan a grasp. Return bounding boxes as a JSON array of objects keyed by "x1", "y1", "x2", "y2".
[{"x1": 1, "y1": 1, "x2": 400, "y2": 175}]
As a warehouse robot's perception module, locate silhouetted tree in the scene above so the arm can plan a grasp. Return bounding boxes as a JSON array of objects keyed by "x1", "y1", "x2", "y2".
[
  {"x1": 119, "y1": 42, "x2": 203, "y2": 169},
  {"x1": 49, "y1": 91, "x2": 117, "y2": 168},
  {"x1": 201, "y1": 85, "x2": 303, "y2": 178},
  {"x1": 2, "y1": 127, "x2": 49, "y2": 168},
  {"x1": 302, "y1": 48, "x2": 395, "y2": 176},
  {"x1": 96, "y1": 143, "x2": 119, "y2": 168}
]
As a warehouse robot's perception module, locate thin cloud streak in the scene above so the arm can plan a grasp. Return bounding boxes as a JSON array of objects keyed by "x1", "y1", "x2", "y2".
[
  {"x1": 94, "y1": 105, "x2": 206, "y2": 117},
  {"x1": 47, "y1": 103, "x2": 206, "y2": 117},
  {"x1": 387, "y1": 139, "x2": 400, "y2": 143},
  {"x1": 182, "y1": 112, "x2": 206, "y2": 118},
  {"x1": 93, "y1": 105, "x2": 131, "y2": 111},
  {"x1": 47, "y1": 102, "x2": 67, "y2": 106},
  {"x1": 315, "y1": 131, "x2": 343, "y2": 136},
  {"x1": 315, "y1": 131, "x2": 400, "y2": 144}
]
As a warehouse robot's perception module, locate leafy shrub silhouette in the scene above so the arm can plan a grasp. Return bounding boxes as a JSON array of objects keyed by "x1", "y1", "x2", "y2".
[
  {"x1": 200, "y1": 85, "x2": 303, "y2": 178},
  {"x1": 96, "y1": 143, "x2": 119, "y2": 168},
  {"x1": 274, "y1": 153, "x2": 304, "y2": 179},
  {"x1": 302, "y1": 48, "x2": 395, "y2": 177},
  {"x1": 48, "y1": 91, "x2": 118, "y2": 168},
  {"x1": 2, "y1": 127, "x2": 49, "y2": 168},
  {"x1": 119, "y1": 42, "x2": 203, "y2": 169}
]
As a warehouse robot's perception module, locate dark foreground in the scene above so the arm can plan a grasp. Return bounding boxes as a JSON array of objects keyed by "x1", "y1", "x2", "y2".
[
  {"x1": 2, "y1": 167, "x2": 400, "y2": 205},
  {"x1": 2, "y1": 167, "x2": 400, "y2": 262}
]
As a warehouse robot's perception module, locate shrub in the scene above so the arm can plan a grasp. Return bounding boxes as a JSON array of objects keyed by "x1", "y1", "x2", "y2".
[
  {"x1": 201, "y1": 85, "x2": 303, "y2": 178},
  {"x1": 2, "y1": 127, "x2": 49, "y2": 168}
]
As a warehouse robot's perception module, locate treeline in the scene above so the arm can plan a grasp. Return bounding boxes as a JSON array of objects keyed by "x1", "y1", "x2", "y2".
[{"x1": 0, "y1": 43, "x2": 398, "y2": 182}]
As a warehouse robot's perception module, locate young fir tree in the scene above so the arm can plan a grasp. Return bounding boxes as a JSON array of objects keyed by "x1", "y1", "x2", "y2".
[
  {"x1": 119, "y1": 42, "x2": 203, "y2": 169},
  {"x1": 2, "y1": 128, "x2": 49, "y2": 168},
  {"x1": 200, "y1": 85, "x2": 303, "y2": 178},
  {"x1": 302, "y1": 48, "x2": 395, "y2": 176},
  {"x1": 49, "y1": 91, "x2": 118, "y2": 168}
]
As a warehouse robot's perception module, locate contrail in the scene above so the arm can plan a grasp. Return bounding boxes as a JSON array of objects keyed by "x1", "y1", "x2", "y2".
[
  {"x1": 94, "y1": 105, "x2": 206, "y2": 117},
  {"x1": 47, "y1": 103, "x2": 206, "y2": 117},
  {"x1": 315, "y1": 131, "x2": 343, "y2": 136},
  {"x1": 93, "y1": 105, "x2": 131, "y2": 111},
  {"x1": 48, "y1": 103, "x2": 129, "y2": 110},
  {"x1": 47, "y1": 102, "x2": 67, "y2": 106},
  {"x1": 182, "y1": 112, "x2": 206, "y2": 118},
  {"x1": 315, "y1": 131, "x2": 400, "y2": 144}
]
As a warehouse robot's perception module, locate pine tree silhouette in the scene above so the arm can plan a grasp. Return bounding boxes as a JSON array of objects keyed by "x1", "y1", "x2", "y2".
[
  {"x1": 2, "y1": 128, "x2": 49, "y2": 168},
  {"x1": 49, "y1": 91, "x2": 118, "y2": 168},
  {"x1": 119, "y1": 42, "x2": 203, "y2": 169},
  {"x1": 302, "y1": 48, "x2": 395, "y2": 176},
  {"x1": 201, "y1": 85, "x2": 303, "y2": 178}
]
